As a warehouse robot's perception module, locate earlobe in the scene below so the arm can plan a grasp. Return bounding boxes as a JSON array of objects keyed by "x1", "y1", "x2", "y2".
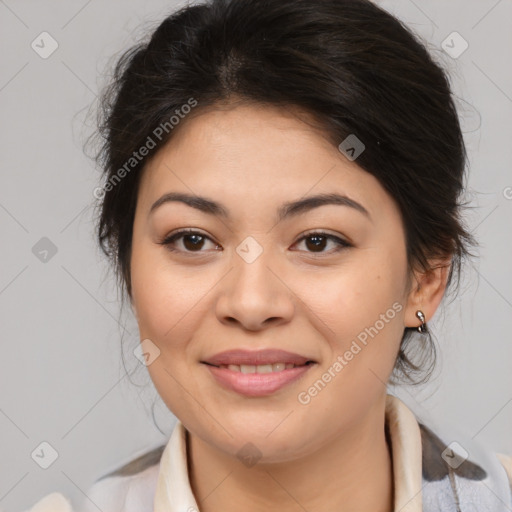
[{"x1": 404, "y1": 259, "x2": 451, "y2": 330}]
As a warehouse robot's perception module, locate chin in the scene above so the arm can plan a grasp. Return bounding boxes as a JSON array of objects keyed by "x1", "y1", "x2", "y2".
[{"x1": 197, "y1": 420, "x2": 316, "y2": 465}]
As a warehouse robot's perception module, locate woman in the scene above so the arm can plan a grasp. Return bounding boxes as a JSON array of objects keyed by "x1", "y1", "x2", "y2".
[{"x1": 26, "y1": 0, "x2": 512, "y2": 510}]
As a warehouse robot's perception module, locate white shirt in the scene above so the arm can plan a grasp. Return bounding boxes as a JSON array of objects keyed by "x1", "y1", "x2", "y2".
[{"x1": 25, "y1": 395, "x2": 512, "y2": 512}]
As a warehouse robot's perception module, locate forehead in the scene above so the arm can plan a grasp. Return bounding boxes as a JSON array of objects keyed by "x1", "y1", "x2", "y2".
[{"x1": 137, "y1": 103, "x2": 396, "y2": 222}]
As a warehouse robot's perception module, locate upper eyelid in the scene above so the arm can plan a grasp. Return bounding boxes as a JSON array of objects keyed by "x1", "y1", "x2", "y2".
[
  {"x1": 163, "y1": 228, "x2": 347, "y2": 241},
  {"x1": 161, "y1": 229, "x2": 351, "y2": 251}
]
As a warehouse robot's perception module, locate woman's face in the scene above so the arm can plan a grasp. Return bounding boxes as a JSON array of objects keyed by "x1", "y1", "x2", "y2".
[{"x1": 130, "y1": 103, "x2": 415, "y2": 462}]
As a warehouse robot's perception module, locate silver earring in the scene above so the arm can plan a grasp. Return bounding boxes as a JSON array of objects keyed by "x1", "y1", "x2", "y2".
[{"x1": 415, "y1": 310, "x2": 428, "y2": 334}]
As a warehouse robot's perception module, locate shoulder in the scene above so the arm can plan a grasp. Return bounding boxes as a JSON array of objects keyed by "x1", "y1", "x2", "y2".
[
  {"x1": 497, "y1": 453, "x2": 512, "y2": 487},
  {"x1": 78, "y1": 444, "x2": 166, "y2": 512},
  {"x1": 418, "y1": 422, "x2": 512, "y2": 510},
  {"x1": 96, "y1": 444, "x2": 166, "y2": 480},
  {"x1": 24, "y1": 493, "x2": 73, "y2": 512},
  {"x1": 419, "y1": 423, "x2": 487, "y2": 480}
]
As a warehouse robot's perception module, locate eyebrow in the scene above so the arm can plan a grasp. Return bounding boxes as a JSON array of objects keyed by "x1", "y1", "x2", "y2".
[{"x1": 149, "y1": 191, "x2": 370, "y2": 222}]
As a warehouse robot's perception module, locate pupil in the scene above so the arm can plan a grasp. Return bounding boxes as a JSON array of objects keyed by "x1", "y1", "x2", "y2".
[
  {"x1": 306, "y1": 235, "x2": 326, "y2": 252},
  {"x1": 184, "y1": 234, "x2": 204, "y2": 251}
]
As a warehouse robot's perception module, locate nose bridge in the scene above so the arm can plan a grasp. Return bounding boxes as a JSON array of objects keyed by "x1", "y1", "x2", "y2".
[
  {"x1": 215, "y1": 235, "x2": 294, "y2": 329},
  {"x1": 232, "y1": 234, "x2": 280, "y2": 298}
]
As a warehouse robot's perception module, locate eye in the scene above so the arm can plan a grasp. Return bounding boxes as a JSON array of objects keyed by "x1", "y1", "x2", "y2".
[
  {"x1": 292, "y1": 231, "x2": 352, "y2": 254},
  {"x1": 158, "y1": 229, "x2": 221, "y2": 254},
  {"x1": 158, "y1": 229, "x2": 351, "y2": 256}
]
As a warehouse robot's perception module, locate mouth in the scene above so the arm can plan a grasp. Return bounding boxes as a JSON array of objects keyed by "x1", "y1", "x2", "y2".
[
  {"x1": 202, "y1": 361, "x2": 315, "y2": 373},
  {"x1": 200, "y1": 349, "x2": 317, "y2": 397},
  {"x1": 201, "y1": 348, "x2": 316, "y2": 367}
]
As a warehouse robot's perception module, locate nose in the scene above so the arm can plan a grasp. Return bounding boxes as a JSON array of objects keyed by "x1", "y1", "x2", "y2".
[{"x1": 214, "y1": 247, "x2": 295, "y2": 332}]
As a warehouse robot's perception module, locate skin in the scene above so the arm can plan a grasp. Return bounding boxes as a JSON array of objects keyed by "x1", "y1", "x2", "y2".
[{"x1": 129, "y1": 102, "x2": 449, "y2": 512}]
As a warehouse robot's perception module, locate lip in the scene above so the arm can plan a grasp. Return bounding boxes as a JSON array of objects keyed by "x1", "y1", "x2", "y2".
[
  {"x1": 204, "y1": 363, "x2": 315, "y2": 397},
  {"x1": 202, "y1": 349, "x2": 315, "y2": 367}
]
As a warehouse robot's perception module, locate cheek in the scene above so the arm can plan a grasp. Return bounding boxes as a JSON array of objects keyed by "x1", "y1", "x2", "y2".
[
  {"x1": 130, "y1": 241, "x2": 208, "y2": 342},
  {"x1": 294, "y1": 263, "x2": 407, "y2": 424},
  {"x1": 130, "y1": 243, "x2": 213, "y2": 419},
  {"x1": 312, "y1": 258, "x2": 406, "y2": 337},
  {"x1": 309, "y1": 251, "x2": 408, "y2": 385}
]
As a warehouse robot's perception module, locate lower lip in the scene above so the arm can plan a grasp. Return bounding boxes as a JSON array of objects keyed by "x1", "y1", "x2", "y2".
[{"x1": 203, "y1": 363, "x2": 314, "y2": 397}]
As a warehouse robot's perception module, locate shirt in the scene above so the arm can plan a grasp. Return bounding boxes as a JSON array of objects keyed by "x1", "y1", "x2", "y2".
[{"x1": 24, "y1": 395, "x2": 512, "y2": 512}]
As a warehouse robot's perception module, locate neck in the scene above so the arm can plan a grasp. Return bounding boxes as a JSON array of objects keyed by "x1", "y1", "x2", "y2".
[{"x1": 187, "y1": 397, "x2": 394, "y2": 512}]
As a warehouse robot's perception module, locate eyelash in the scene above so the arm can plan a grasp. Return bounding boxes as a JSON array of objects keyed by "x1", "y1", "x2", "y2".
[{"x1": 157, "y1": 229, "x2": 352, "y2": 256}]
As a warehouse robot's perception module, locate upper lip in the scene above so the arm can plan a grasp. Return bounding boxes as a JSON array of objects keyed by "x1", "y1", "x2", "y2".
[{"x1": 202, "y1": 349, "x2": 315, "y2": 367}]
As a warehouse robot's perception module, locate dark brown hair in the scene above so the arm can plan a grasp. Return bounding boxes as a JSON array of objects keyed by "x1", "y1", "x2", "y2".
[{"x1": 91, "y1": 0, "x2": 475, "y2": 384}]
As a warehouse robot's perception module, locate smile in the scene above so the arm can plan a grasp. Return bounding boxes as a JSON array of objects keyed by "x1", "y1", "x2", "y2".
[
  {"x1": 217, "y1": 363, "x2": 301, "y2": 373},
  {"x1": 202, "y1": 361, "x2": 315, "y2": 397}
]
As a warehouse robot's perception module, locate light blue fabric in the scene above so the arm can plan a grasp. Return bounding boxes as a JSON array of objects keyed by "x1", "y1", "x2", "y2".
[
  {"x1": 420, "y1": 425, "x2": 512, "y2": 512},
  {"x1": 422, "y1": 470, "x2": 512, "y2": 512}
]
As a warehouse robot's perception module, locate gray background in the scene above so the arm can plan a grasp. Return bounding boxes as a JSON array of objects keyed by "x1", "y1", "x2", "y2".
[{"x1": 0, "y1": 0, "x2": 511, "y2": 510}]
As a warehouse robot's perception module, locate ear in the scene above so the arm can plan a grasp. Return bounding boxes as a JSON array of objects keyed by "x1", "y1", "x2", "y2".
[{"x1": 404, "y1": 258, "x2": 452, "y2": 329}]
